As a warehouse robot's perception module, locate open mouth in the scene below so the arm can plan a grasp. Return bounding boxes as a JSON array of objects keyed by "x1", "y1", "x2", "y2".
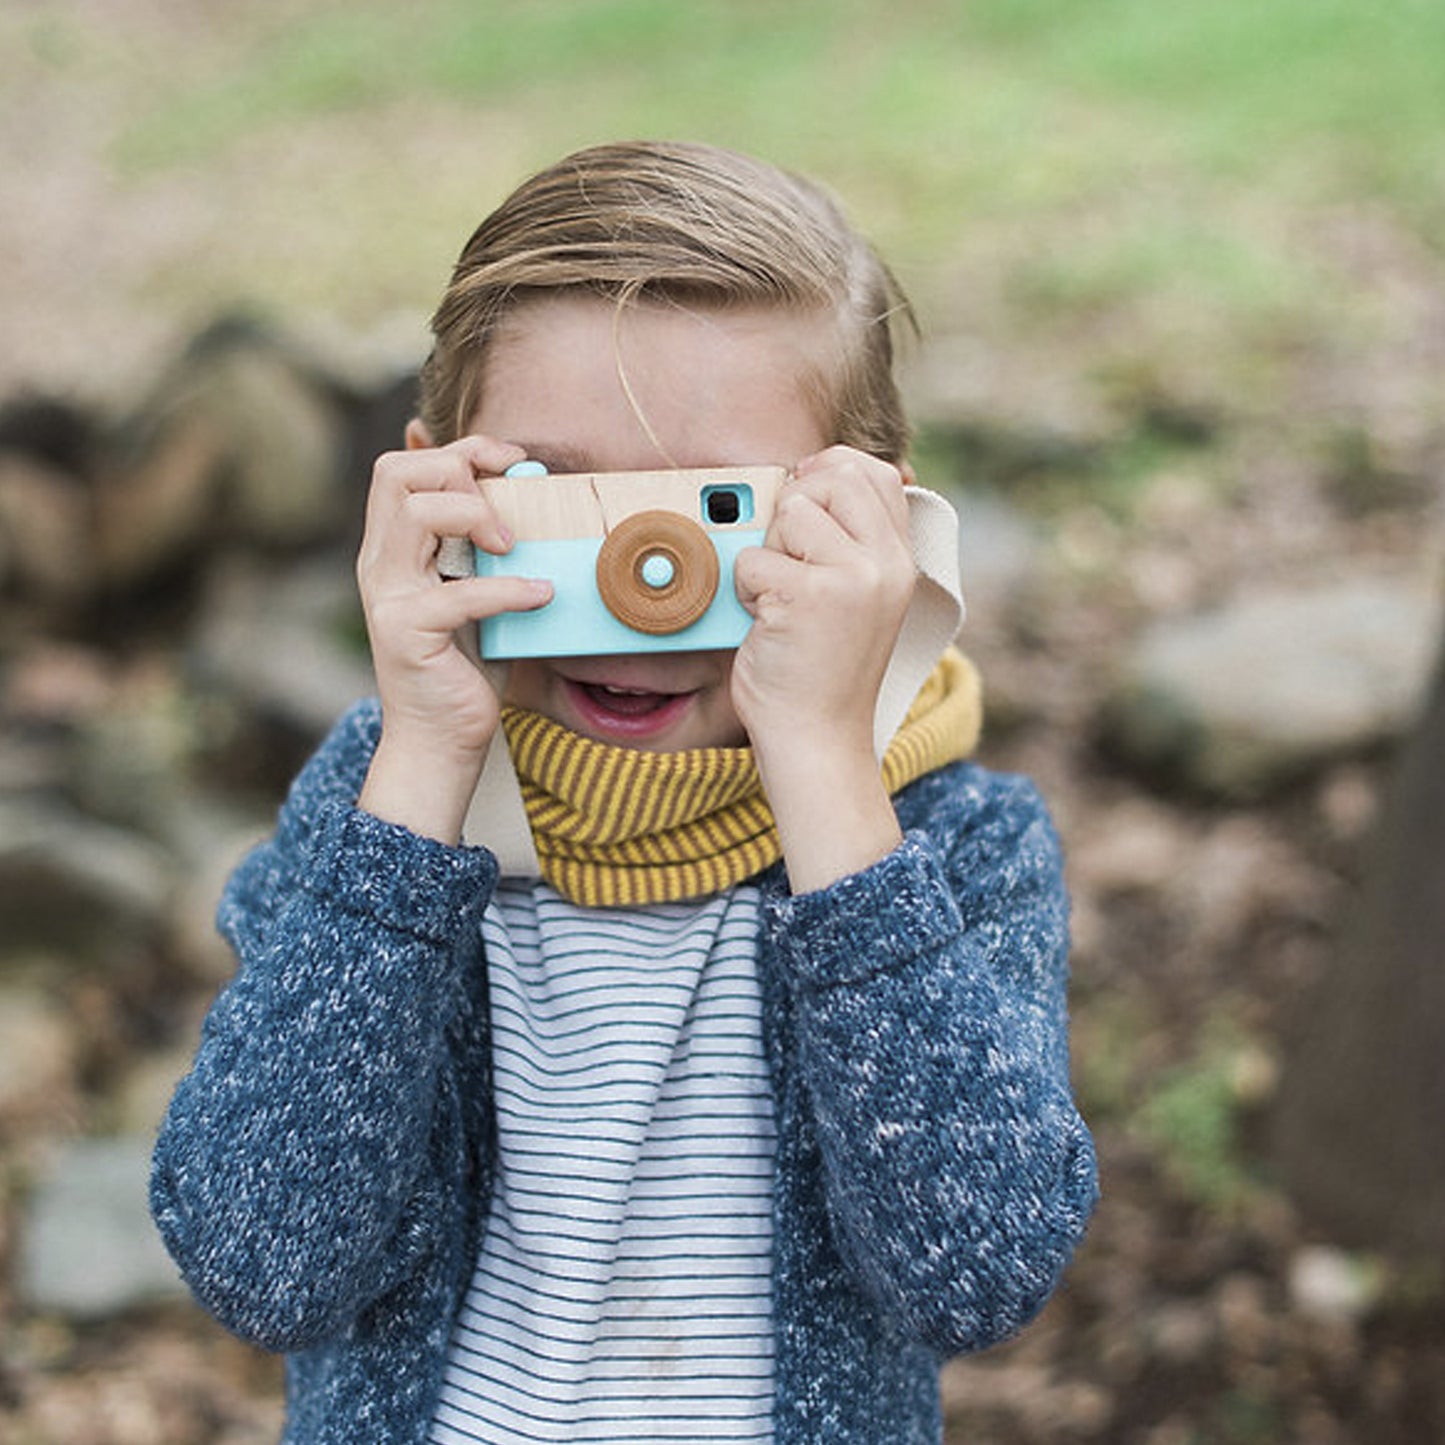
[
  {"x1": 579, "y1": 683, "x2": 673, "y2": 716},
  {"x1": 563, "y1": 678, "x2": 695, "y2": 743}
]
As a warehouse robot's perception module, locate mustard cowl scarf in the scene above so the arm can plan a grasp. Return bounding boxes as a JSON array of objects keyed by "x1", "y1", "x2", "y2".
[{"x1": 500, "y1": 647, "x2": 982, "y2": 907}]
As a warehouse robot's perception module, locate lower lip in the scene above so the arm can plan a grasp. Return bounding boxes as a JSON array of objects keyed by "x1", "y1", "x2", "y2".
[{"x1": 562, "y1": 679, "x2": 696, "y2": 745}]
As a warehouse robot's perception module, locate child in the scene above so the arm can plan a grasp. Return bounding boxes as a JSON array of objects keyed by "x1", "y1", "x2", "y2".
[{"x1": 152, "y1": 140, "x2": 1097, "y2": 1445}]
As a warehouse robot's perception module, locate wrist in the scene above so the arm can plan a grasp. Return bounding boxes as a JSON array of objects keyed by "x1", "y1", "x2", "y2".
[
  {"x1": 358, "y1": 725, "x2": 490, "y2": 845},
  {"x1": 752, "y1": 729, "x2": 902, "y2": 895},
  {"x1": 744, "y1": 697, "x2": 874, "y2": 770}
]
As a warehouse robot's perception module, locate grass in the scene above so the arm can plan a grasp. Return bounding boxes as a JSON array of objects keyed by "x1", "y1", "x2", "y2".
[
  {"x1": 81, "y1": 1, "x2": 1441, "y2": 338},
  {"x1": 8, "y1": 0, "x2": 1443, "y2": 482},
  {"x1": 96, "y1": 0, "x2": 1445, "y2": 202},
  {"x1": 1135, "y1": 1018, "x2": 1273, "y2": 1218},
  {"x1": 961, "y1": 0, "x2": 1445, "y2": 184}
]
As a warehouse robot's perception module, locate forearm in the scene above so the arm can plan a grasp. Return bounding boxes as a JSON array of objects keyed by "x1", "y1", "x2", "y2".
[
  {"x1": 765, "y1": 785, "x2": 1097, "y2": 1353},
  {"x1": 358, "y1": 724, "x2": 487, "y2": 845},
  {"x1": 153, "y1": 733, "x2": 497, "y2": 1346},
  {"x1": 752, "y1": 729, "x2": 902, "y2": 895}
]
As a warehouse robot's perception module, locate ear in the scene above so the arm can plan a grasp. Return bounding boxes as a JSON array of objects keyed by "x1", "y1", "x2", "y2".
[
  {"x1": 899, "y1": 458, "x2": 918, "y2": 487},
  {"x1": 405, "y1": 418, "x2": 435, "y2": 451}
]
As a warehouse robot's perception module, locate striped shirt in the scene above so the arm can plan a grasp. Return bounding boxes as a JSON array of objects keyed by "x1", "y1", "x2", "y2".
[{"x1": 426, "y1": 879, "x2": 777, "y2": 1444}]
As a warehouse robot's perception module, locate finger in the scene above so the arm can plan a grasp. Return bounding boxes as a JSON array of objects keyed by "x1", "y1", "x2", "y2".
[
  {"x1": 793, "y1": 443, "x2": 905, "y2": 495},
  {"x1": 363, "y1": 449, "x2": 491, "y2": 575},
  {"x1": 373, "y1": 435, "x2": 526, "y2": 498},
  {"x1": 360, "y1": 491, "x2": 510, "y2": 592},
  {"x1": 447, "y1": 433, "x2": 530, "y2": 481},
  {"x1": 392, "y1": 575, "x2": 555, "y2": 636},
  {"x1": 733, "y1": 544, "x2": 806, "y2": 617},
  {"x1": 792, "y1": 447, "x2": 909, "y2": 537},
  {"x1": 775, "y1": 470, "x2": 913, "y2": 581},
  {"x1": 766, "y1": 487, "x2": 853, "y2": 564},
  {"x1": 802, "y1": 460, "x2": 908, "y2": 541},
  {"x1": 365, "y1": 440, "x2": 527, "y2": 557},
  {"x1": 745, "y1": 492, "x2": 915, "y2": 636},
  {"x1": 400, "y1": 490, "x2": 514, "y2": 556},
  {"x1": 368, "y1": 448, "x2": 472, "y2": 511}
]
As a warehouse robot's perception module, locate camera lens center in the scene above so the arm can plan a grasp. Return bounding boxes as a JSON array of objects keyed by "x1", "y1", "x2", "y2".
[{"x1": 640, "y1": 553, "x2": 676, "y2": 590}]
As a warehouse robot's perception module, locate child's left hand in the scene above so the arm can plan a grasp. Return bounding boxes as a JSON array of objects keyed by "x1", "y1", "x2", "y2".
[
  {"x1": 732, "y1": 446, "x2": 914, "y2": 750},
  {"x1": 731, "y1": 447, "x2": 916, "y2": 891}
]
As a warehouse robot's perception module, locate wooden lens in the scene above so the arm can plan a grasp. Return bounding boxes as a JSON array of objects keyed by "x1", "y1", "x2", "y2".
[{"x1": 595, "y1": 510, "x2": 719, "y2": 635}]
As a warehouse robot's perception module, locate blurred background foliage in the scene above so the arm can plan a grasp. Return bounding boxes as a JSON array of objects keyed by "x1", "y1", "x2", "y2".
[{"x1": 5, "y1": 0, "x2": 1443, "y2": 415}]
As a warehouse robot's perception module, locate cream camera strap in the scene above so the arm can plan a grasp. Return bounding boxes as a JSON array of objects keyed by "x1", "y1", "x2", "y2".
[{"x1": 462, "y1": 485, "x2": 966, "y2": 876}]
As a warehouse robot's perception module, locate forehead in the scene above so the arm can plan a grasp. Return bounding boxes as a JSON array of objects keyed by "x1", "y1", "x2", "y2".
[{"x1": 471, "y1": 294, "x2": 836, "y2": 471}]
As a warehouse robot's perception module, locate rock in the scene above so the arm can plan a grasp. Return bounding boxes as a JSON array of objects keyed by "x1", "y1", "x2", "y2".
[
  {"x1": 0, "y1": 729, "x2": 67, "y2": 795},
  {"x1": 18, "y1": 1135, "x2": 186, "y2": 1319},
  {"x1": 203, "y1": 337, "x2": 346, "y2": 545},
  {"x1": 283, "y1": 309, "x2": 428, "y2": 401},
  {"x1": 0, "y1": 451, "x2": 92, "y2": 607},
  {"x1": 1145, "y1": 1299, "x2": 1215, "y2": 1365},
  {"x1": 0, "y1": 393, "x2": 101, "y2": 479},
  {"x1": 111, "y1": 1042, "x2": 198, "y2": 1137},
  {"x1": 190, "y1": 554, "x2": 372, "y2": 741},
  {"x1": 0, "y1": 797, "x2": 174, "y2": 960},
  {"x1": 95, "y1": 320, "x2": 347, "y2": 587},
  {"x1": 1288, "y1": 1246, "x2": 1384, "y2": 1324},
  {"x1": 1106, "y1": 576, "x2": 1441, "y2": 796},
  {"x1": 93, "y1": 397, "x2": 229, "y2": 586},
  {"x1": 161, "y1": 796, "x2": 268, "y2": 983},
  {"x1": 1211, "y1": 1271, "x2": 1277, "y2": 1359},
  {"x1": 955, "y1": 490, "x2": 1047, "y2": 610},
  {"x1": 1315, "y1": 764, "x2": 1383, "y2": 842},
  {"x1": 68, "y1": 669, "x2": 199, "y2": 838},
  {"x1": 2, "y1": 640, "x2": 116, "y2": 726},
  {"x1": 0, "y1": 984, "x2": 77, "y2": 1120}
]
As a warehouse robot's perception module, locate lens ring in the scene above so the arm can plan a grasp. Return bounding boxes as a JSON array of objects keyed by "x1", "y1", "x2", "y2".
[{"x1": 596, "y1": 510, "x2": 719, "y2": 634}]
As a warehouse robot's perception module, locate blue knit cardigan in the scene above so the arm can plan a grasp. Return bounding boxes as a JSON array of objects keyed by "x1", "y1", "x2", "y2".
[{"x1": 151, "y1": 699, "x2": 1097, "y2": 1444}]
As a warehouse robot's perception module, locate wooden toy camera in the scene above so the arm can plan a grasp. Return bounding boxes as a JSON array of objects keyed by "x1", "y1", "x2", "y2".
[{"x1": 441, "y1": 464, "x2": 785, "y2": 659}]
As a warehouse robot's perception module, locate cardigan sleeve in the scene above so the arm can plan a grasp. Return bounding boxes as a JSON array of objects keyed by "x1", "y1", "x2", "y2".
[
  {"x1": 763, "y1": 763, "x2": 1097, "y2": 1357},
  {"x1": 150, "y1": 700, "x2": 498, "y2": 1352}
]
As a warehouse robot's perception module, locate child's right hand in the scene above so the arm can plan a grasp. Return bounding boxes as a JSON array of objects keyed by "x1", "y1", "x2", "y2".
[{"x1": 355, "y1": 433, "x2": 553, "y2": 842}]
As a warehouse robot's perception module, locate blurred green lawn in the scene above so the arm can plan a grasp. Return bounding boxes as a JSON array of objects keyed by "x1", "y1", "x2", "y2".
[
  {"x1": 6, "y1": 0, "x2": 1444, "y2": 431},
  {"x1": 108, "y1": 0, "x2": 1445, "y2": 209}
]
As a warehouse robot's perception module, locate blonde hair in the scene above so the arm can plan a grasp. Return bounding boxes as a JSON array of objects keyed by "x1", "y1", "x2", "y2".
[{"x1": 417, "y1": 141, "x2": 916, "y2": 461}]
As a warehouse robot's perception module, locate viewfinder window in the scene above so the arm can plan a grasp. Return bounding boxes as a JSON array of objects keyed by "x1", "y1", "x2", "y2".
[{"x1": 702, "y1": 484, "x2": 753, "y2": 526}]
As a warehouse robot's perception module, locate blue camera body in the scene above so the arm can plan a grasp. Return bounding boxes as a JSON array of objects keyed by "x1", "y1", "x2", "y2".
[{"x1": 471, "y1": 465, "x2": 784, "y2": 660}]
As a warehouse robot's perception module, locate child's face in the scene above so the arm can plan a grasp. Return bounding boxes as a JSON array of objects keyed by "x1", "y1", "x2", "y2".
[{"x1": 471, "y1": 294, "x2": 833, "y2": 751}]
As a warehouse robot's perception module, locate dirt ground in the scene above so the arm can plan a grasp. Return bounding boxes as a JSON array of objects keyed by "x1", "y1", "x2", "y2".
[{"x1": 3, "y1": 370, "x2": 1440, "y2": 1445}]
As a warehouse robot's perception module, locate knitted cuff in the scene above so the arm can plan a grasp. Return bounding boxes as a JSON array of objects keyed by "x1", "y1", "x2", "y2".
[
  {"x1": 765, "y1": 831, "x2": 965, "y2": 993},
  {"x1": 304, "y1": 799, "x2": 499, "y2": 945}
]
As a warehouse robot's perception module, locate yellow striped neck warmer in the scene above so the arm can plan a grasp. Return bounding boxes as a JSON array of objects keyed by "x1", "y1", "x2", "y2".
[{"x1": 500, "y1": 646, "x2": 982, "y2": 907}]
